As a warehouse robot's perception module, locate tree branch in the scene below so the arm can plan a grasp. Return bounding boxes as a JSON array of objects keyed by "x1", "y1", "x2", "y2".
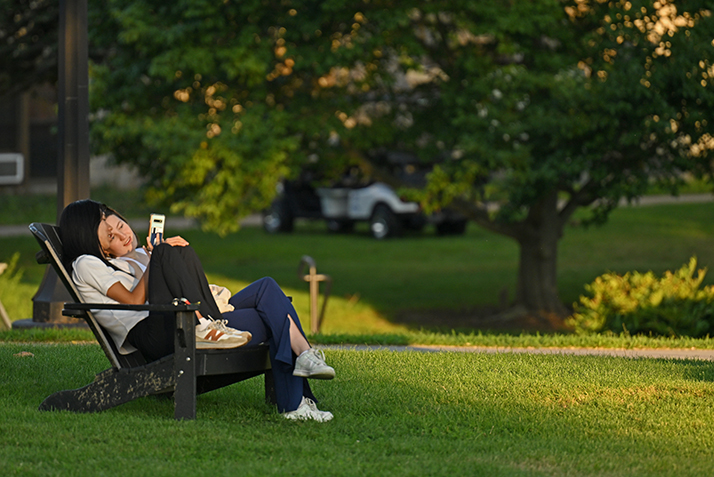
[{"x1": 449, "y1": 197, "x2": 521, "y2": 240}]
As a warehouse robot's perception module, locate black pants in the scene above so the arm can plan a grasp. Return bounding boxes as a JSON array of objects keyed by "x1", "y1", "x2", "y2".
[
  {"x1": 126, "y1": 244, "x2": 220, "y2": 362},
  {"x1": 125, "y1": 244, "x2": 316, "y2": 411}
]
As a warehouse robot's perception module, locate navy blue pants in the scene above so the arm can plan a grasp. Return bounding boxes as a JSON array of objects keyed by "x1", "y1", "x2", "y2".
[
  {"x1": 222, "y1": 277, "x2": 316, "y2": 413},
  {"x1": 127, "y1": 244, "x2": 314, "y2": 412}
]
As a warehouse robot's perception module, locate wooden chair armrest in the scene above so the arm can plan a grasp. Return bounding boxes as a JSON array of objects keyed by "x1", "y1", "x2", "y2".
[{"x1": 63, "y1": 302, "x2": 200, "y2": 313}]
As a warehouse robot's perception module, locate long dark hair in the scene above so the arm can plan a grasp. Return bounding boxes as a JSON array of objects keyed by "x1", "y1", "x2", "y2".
[{"x1": 58, "y1": 199, "x2": 128, "y2": 273}]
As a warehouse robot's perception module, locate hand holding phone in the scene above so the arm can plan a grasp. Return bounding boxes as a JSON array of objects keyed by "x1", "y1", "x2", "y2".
[{"x1": 149, "y1": 214, "x2": 165, "y2": 247}]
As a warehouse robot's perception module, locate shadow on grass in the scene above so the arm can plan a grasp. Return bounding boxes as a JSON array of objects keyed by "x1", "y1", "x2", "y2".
[{"x1": 389, "y1": 303, "x2": 573, "y2": 336}]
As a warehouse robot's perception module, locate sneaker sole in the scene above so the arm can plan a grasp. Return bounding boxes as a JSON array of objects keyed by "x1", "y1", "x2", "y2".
[
  {"x1": 196, "y1": 339, "x2": 248, "y2": 349},
  {"x1": 293, "y1": 368, "x2": 336, "y2": 380},
  {"x1": 221, "y1": 332, "x2": 252, "y2": 341},
  {"x1": 282, "y1": 412, "x2": 333, "y2": 422}
]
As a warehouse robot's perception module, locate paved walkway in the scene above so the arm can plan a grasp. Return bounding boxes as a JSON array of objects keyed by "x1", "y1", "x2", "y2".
[{"x1": 323, "y1": 344, "x2": 714, "y2": 361}]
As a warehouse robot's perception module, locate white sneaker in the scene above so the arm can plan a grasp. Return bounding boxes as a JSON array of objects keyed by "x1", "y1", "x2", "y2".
[
  {"x1": 208, "y1": 317, "x2": 252, "y2": 343},
  {"x1": 304, "y1": 397, "x2": 334, "y2": 421},
  {"x1": 195, "y1": 320, "x2": 250, "y2": 349},
  {"x1": 293, "y1": 348, "x2": 335, "y2": 379},
  {"x1": 283, "y1": 397, "x2": 333, "y2": 422}
]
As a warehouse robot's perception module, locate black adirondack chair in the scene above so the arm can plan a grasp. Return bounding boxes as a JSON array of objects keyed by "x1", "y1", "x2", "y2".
[{"x1": 29, "y1": 222, "x2": 275, "y2": 420}]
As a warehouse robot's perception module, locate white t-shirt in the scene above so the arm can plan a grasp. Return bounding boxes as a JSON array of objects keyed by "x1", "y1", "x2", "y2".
[
  {"x1": 116, "y1": 248, "x2": 149, "y2": 274},
  {"x1": 71, "y1": 254, "x2": 147, "y2": 355}
]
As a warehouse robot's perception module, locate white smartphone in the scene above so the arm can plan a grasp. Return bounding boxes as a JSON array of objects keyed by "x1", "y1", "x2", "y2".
[{"x1": 149, "y1": 214, "x2": 165, "y2": 246}]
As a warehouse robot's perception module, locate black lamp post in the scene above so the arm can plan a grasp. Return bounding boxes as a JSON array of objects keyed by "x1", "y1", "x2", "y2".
[
  {"x1": 29, "y1": 0, "x2": 89, "y2": 325},
  {"x1": 57, "y1": 0, "x2": 90, "y2": 216}
]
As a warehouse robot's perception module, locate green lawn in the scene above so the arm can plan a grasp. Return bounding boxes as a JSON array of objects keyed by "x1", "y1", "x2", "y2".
[
  {"x1": 3, "y1": 200, "x2": 714, "y2": 339},
  {"x1": 3, "y1": 196, "x2": 714, "y2": 475},
  {"x1": 2, "y1": 343, "x2": 713, "y2": 476}
]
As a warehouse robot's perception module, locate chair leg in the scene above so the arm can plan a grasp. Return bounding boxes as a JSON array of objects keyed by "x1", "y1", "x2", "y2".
[
  {"x1": 264, "y1": 369, "x2": 277, "y2": 406},
  {"x1": 174, "y1": 310, "x2": 197, "y2": 420},
  {"x1": 39, "y1": 357, "x2": 175, "y2": 413}
]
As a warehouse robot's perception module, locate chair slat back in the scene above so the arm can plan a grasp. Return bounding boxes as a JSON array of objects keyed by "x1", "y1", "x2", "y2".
[{"x1": 29, "y1": 223, "x2": 146, "y2": 369}]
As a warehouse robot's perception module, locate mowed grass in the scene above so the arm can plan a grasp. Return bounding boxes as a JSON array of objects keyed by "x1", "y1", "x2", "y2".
[
  {"x1": 2, "y1": 196, "x2": 714, "y2": 475},
  {"x1": 2, "y1": 343, "x2": 713, "y2": 476}
]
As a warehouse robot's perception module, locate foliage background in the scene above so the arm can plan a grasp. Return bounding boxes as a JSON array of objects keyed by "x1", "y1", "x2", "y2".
[{"x1": 84, "y1": 0, "x2": 714, "y2": 314}]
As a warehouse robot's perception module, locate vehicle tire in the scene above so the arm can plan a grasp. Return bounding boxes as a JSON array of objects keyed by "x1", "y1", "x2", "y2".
[
  {"x1": 436, "y1": 219, "x2": 467, "y2": 236},
  {"x1": 326, "y1": 219, "x2": 355, "y2": 233},
  {"x1": 370, "y1": 204, "x2": 402, "y2": 239},
  {"x1": 262, "y1": 201, "x2": 294, "y2": 233},
  {"x1": 405, "y1": 215, "x2": 427, "y2": 232}
]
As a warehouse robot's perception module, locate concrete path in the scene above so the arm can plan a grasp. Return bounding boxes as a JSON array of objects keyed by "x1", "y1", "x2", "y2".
[
  {"x1": 625, "y1": 193, "x2": 714, "y2": 206},
  {"x1": 323, "y1": 344, "x2": 714, "y2": 361}
]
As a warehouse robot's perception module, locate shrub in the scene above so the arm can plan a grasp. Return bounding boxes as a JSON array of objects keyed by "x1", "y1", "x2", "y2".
[
  {"x1": 567, "y1": 257, "x2": 714, "y2": 337},
  {"x1": 0, "y1": 253, "x2": 33, "y2": 322}
]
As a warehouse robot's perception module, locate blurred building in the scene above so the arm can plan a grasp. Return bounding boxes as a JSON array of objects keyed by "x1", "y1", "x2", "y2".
[
  {"x1": 0, "y1": 84, "x2": 141, "y2": 194},
  {"x1": 0, "y1": 84, "x2": 57, "y2": 191}
]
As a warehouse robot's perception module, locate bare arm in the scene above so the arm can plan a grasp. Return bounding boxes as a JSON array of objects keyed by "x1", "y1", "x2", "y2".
[
  {"x1": 106, "y1": 268, "x2": 149, "y2": 305},
  {"x1": 144, "y1": 235, "x2": 189, "y2": 252},
  {"x1": 164, "y1": 236, "x2": 189, "y2": 247},
  {"x1": 110, "y1": 233, "x2": 188, "y2": 306}
]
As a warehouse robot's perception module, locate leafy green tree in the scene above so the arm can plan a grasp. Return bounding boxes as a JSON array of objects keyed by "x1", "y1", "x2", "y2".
[
  {"x1": 315, "y1": 0, "x2": 714, "y2": 318},
  {"x1": 0, "y1": 0, "x2": 58, "y2": 98},
  {"x1": 89, "y1": 0, "x2": 714, "y2": 318},
  {"x1": 89, "y1": 0, "x2": 359, "y2": 234}
]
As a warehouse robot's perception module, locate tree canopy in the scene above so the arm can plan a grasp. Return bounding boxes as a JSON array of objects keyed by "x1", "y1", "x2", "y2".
[
  {"x1": 316, "y1": 0, "x2": 714, "y2": 314},
  {"x1": 88, "y1": 0, "x2": 362, "y2": 233},
  {"x1": 86, "y1": 0, "x2": 714, "y2": 316},
  {"x1": 0, "y1": 0, "x2": 58, "y2": 98}
]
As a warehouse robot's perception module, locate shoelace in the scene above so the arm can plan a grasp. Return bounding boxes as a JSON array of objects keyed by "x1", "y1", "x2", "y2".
[
  {"x1": 209, "y1": 317, "x2": 248, "y2": 338},
  {"x1": 209, "y1": 317, "x2": 233, "y2": 334},
  {"x1": 303, "y1": 397, "x2": 318, "y2": 410},
  {"x1": 309, "y1": 348, "x2": 327, "y2": 363},
  {"x1": 302, "y1": 398, "x2": 332, "y2": 420}
]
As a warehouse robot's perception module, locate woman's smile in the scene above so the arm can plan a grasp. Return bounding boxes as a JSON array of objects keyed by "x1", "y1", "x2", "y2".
[{"x1": 99, "y1": 214, "x2": 138, "y2": 257}]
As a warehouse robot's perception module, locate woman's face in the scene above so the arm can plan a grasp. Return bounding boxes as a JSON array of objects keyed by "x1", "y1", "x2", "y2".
[{"x1": 97, "y1": 214, "x2": 138, "y2": 258}]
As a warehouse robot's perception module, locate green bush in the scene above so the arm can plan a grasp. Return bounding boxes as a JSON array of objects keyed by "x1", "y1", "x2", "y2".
[
  {"x1": 567, "y1": 257, "x2": 714, "y2": 337},
  {"x1": 0, "y1": 253, "x2": 33, "y2": 322}
]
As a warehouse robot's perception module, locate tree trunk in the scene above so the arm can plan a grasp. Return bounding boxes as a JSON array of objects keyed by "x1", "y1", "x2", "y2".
[
  {"x1": 513, "y1": 191, "x2": 569, "y2": 318},
  {"x1": 453, "y1": 188, "x2": 581, "y2": 322}
]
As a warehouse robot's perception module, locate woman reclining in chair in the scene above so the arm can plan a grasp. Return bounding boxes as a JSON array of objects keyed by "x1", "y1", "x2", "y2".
[{"x1": 59, "y1": 199, "x2": 335, "y2": 422}]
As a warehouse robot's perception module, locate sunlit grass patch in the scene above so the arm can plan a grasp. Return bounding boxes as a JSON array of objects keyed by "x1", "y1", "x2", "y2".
[{"x1": 2, "y1": 344, "x2": 714, "y2": 475}]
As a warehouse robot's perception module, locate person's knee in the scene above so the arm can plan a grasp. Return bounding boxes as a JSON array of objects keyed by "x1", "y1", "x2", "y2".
[
  {"x1": 153, "y1": 243, "x2": 198, "y2": 262},
  {"x1": 256, "y1": 277, "x2": 284, "y2": 299},
  {"x1": 151, "y1": 243, "x2": 172, "y2": 262},
  {"x1": 259, "y1": 276, "x2": 280, "y2": 290},
  {"x1": 176, "y1": 244, "x2": 198, "y2": 258}
]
